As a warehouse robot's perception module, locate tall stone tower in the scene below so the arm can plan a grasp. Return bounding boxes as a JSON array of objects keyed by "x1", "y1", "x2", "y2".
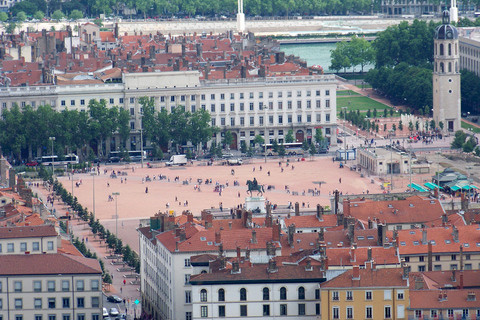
[{"x1": 433, "y1": 10, "x2": 461, "y2": 133}]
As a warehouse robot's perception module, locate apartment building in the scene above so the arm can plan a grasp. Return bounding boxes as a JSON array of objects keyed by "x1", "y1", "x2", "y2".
[
  {"x1": 0, "y1": 225, "x2": 58, "y2": 255},
  {"x1": 0, "y1": 253, "x2": 103, "y2": 320},
  {"x1": 320, "y1": 265, "x2": 410, "y2": 320}
]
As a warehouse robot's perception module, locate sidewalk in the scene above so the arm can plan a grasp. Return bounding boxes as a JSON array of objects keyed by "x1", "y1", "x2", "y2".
[{"x1": 31, "y1": 183, "x2": 141, "y2": 318}]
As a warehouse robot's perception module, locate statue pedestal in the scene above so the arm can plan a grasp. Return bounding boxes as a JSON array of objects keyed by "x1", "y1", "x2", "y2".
[{"x1": 245, "y1": 196, "x2": 266, "y2": 214}]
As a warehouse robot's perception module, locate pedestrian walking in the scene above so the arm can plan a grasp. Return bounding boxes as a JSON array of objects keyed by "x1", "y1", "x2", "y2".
[{"x1": 123, "y1": 279, "x2": 126, "y2": 285}]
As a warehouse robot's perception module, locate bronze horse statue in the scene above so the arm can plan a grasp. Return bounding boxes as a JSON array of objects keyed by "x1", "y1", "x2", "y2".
[{"x1": 246, "y1": 179, "x2": 265, "y2": 197}]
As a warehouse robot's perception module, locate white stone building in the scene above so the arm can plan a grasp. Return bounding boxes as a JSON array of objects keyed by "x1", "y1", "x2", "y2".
[
  {"x1": 189, "y1": 262, "x2": 324, "y2": 320},
  {"x1": 0, "y1": 253, "x2": 103, "y2": 320},
  {"x1": 0, "y1": 225, "x2": 58, "y2": 255},
  {"x1": 0, "y1": 71, "x2": 338, "y2": 153}
]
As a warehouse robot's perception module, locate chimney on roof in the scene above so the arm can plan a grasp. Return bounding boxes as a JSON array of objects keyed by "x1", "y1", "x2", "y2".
[
  {"x1": 272, "y1": 221, "x2": 280, "y2": 242},
  {"x1": 232, "y1": 259, "x2": 240, "y2": 273},
  {"x1": 377, "y1": 224, "x2": 386, "y2": 246},
  {"x1": 348, "y1": 223, "x2": 355, "y2": 245},
  {"x1": 350, "y1": 246, "x2": 356, "y2": 262},
  {"x1": 245, "y1": 247, "x2": 250, "y2": 260},
  {"x1": 175, "y1": 227, "x2": 181, "y2": 237},
  {"x1": 236, "y1": 246, "x2": 241, "y2": 259},
  {"x1": 288, "y1": 224, "x2": 295, "y2": 247},
  {"x1": 219, "y1": 255, "x2": 226, "y2": 269},
  {"x1": 344, "y1": 199, "x2": 351, "y2": 216},
  {"x1": 295, "y1": 202, "x2": 300, "y2": 216},
  {"x1": 317, "y1": 205, "x2": 323, "y2": 221},
  {"x1": 428, "y1": 241, "x2": 433, "y2": 271},
  {"x1": 352, "y1": 265, "x2": 360, "y2": 279},
  {"x1": 451, "y1": 269, "x2": 456, "y2": 282},
  {"x1": 181, "y1": 43, "x2": 186, "y2": 57},
  {"x1": 459, "y1": 271, "x2": 464, "y2": 289},
  {"x1": 215, "y1": 231, "x2": 221, "y2": 245},
  {"x1": 305, "y1": 258, "x2": 313, "y2": 271},
  {"x1": 219, "y1": 242, "x2": 224, "y2": 256},
  {"x1": 259, "y1": 65, "x2": 266, "y2": 78},
  {"x1": 268, "y1": 257, "x2": 277, "y2": 273},
  {"x1": 196, "y1": 43, "x2": 203, "y2": 59},
  {"x1": 266, "y1": 241, "x2": 276, "y2": 256},
  {"x1": 265, "y1": 213, "x2": 272, "y2": 227},
  {"x1": 460, "y1": 245, "x2": 464, "y2": 271},
  {"x1": 442, "y1": 213, "x2": 448, "y2": 226},
  {"x1": 186, "y1": 212, "x2": 193, "y2": 223},
  {"x1": 228, "y1": 221, "x2": 232, "y2": 229},
  {"x1": 251, "y1": 229, "x2": 257, "y2": 244},
  {"x1": 175, "y1": 241, "x2": 179, "y2": 252},
  {"x1": 337, "y1": 212, "x2": 344, "y2": 228},
  {"x1": 321, "y1": 255, "x2": 328, "y2": 270},
  {"x1": 318, "y1": 228, "x2": 325, "y2": 242},
  {"x1": 452, "y1": 225, "x2": 459, "y2": 242},
  {"x1": 179, "y1": 229, "x2": 186, "y2": 241},
  {"x1": 241, "y1": 65, "x2": 247, "y2": 78},
  {"x1": 402, "y1": 261, "x2": 409, "y2": 280},
  {"x1": 368, "y1": 246, "x2": 372, "y2": 261},
  {"x1": 205, "y1": 213, "x2": 213, "y2": 228},
  {"x1": 422, "y1": 228, "x2": 428, "y2": 245}
]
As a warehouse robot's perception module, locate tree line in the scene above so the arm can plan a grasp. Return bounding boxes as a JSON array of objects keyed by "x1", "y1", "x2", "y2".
[
  {"x1": 0, "y1": 97, "x2": 213, "y2": 162},
  {"x1": 9, "y1": 0, "x2": 380, "y2": 21},
  {"x1": 331, "y1": 18, "x2": 480, "y2": 115}
]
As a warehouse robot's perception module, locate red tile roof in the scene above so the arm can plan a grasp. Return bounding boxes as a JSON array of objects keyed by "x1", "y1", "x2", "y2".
[
  {"x1": 409, "y1": 289, "x2": 480, "y2": 309},
  {"x1": 346, "y1": 195, "x2": 445, "y2": 225},
  {"x1": 397, "y1": 224, "x2": 480, "y2": 255},
  {"x1": 0, "y1": 253, "x2": 102, "y2": 275},
  {"x1": 321, "y1": 266, "x2": 408, "y2": 288},
  {"x1": 0, "y1": 225, "x2": 57, "y2": 239}
]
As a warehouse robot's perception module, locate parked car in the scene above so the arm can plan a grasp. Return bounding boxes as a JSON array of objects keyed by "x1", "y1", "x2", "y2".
[
  {"x1": 103, "y1": 308, "x2": 109, "y2": 317},
  {"x1": 109, "y1": 308, "x2": 119, "y2": 317},
  {"x1": 107, "y1": 295, "x2": 122, "y2": 303},
  {"x1": 25, "y1": 160, "x2": 39, "y2": 166}
]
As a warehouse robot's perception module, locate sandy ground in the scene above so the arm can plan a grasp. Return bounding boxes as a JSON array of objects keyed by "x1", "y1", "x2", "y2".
[{"x1": 59, "y1": 157, "x2": 383, "y2": 223}]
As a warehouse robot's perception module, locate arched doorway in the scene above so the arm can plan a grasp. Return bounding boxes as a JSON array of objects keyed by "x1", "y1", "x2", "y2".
[
  {"x1": 296, "y1": 130, "x2": 304, "y2": 143},
  {"x1": 230, "y1": 133, "x2": 238, "y2": 150}
]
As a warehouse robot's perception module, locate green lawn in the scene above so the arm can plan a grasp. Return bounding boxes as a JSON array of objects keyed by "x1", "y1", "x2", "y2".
[
  {"x1": 337, "y1": 96, "x2": 393, "y2": 111},
  {"x1": 356, "y1": 84, "x2": 372, "y2": 89},
  {"x1": 461, "y1": 120, "x2": 480, "y2": 133},
  {"x1": 337, "y1": 90, "x2": 361, "y2": 96}
]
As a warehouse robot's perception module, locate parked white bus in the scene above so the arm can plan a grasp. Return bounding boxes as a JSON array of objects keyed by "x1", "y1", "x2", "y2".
[{"x1": 41, "y1": 154, "x2": 79, "y2": 166}]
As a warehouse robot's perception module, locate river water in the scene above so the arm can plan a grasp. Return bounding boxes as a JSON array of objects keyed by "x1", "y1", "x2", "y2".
[{"x1": 280, "y1": 43, "x2": 374, "y2": 73}]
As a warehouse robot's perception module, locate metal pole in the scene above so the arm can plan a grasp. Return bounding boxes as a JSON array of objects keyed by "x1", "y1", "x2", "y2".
[
  {"x1": 409, "y1": 147, "x2": 412, "y2": 192},
  {"x1": 112, "y1": 192, "x2": 120, "y2": 243},
  {"x1": 342, "y1": 107, "x2": 347, "y2": 166},
  {"x1": 140, "y1": 110, "x2": 144, "y2": 168},
  {"x1": 49, "y1": 137, "x2": 55, "y2": 176},
  {"x1": 437, "y1": 149, "x2": 440, "y2": 196},
  {"x1": 91, "y1": 173, "x2": 96, "y2": 217},
  {"x1": 264, "y1": 108, "x2": 267, "y2": 164},
  {"x1": 390, "y1": 138, "x2": 393, "y2": 192}
]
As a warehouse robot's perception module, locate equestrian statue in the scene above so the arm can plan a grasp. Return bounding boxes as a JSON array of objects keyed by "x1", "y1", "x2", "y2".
[{"x1": 246, "y1": 177, "x2": 265, "y2": 197}]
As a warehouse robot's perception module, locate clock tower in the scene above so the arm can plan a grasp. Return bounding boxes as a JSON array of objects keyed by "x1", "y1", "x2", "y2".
[{"x1": 433, "y1": 10, "x2": 461, "y2": 133}]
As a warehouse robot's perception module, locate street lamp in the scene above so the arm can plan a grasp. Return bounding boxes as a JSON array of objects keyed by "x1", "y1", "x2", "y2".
[
  {"x1": 91, "y1": 172, "x2": 97, "y2": 218},
  {"x1": 342, "y1": 107, "x2": 348, "y2": 164},
  {"x1": 112, "y1": 192, "x2": 120, "y2": 252},
  {"x1": 264, "y1": 109, "x2": 267, "y2": 164},
  {"x1": 390, "y1": 138, "x2": 393, "y2": 192},
  {"x1": 49, "y1": 137, "x2": 55, "y2": 176}
]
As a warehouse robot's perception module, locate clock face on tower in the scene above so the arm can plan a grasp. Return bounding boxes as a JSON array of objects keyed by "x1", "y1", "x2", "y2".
[{"x1": 446, "y1": 30, "x2": 453, "y2": 39}]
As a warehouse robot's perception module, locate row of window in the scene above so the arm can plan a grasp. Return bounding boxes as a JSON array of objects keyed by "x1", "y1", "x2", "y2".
[
  {"x1": 404, "y1": 254, "x2": 471, "y2": 262},
  {"x1": 205, "y1": 100, "x2": 331, "y2": 113},
  {"x1": 0, "y1": 314, "x2": 100, "y2": 320},
  {"x1": 197, "y1": 303, "x2": 318, "y2": 318},
  {"x1": 416, "y1": 263, "x2": 473, "y2": 272},
  {"x1": 0, "y1": 279, "x2": 99, "y2": 293},
  {"x1": 211, "y1": 113, "x2": 331, "y2": 127},
  {"x1": 197, "y1": 286, "x2": 314, "y2": 303},
  {"x1": 0, "y1": 241, "x2": 54, "y2": 253},
  {"x1": 415, "y1": 308, "x2": 480, "y2": 318},
  {"x1": 332, "y1": 305, "x2": 402, "y2": 319},
  {"x1": 331, "y1": 290, "x2": 404, "y2": 301},
  {"x1": 1, "y1": 296, "x2": 99, "y2": 310}
]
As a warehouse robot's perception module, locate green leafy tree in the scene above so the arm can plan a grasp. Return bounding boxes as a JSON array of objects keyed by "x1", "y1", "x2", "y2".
[
  {"x1": 314, "y1": 128, "x2": 324, "y2": 146},
  {"x1": 190, "y1": 108, "x2": 213, "y2": 150},
  {"x1": 51, "y1": 9, "x2": 64, "y2": 20},
  {"x1": 16, "y1": 11, "x2": 27, "y2": 21},
  {"x1": 285, "y1": 129, "x2": 295, "y2": 143},
  {"x1": 451, "y1": 130, "x2": 467, "y2": 149},
  {"x1": 475, "y1": 146, "x2": 480, "y2": 157},
  {"x1": 117, "y1": 107, "x2": 130, "y2": 149},
  {"x1": 69, "y1": 9, "x2": 83, "y2": 20},
  {"x1": 240, "y1": 140, "x2": 247, "y2": 154},
  {"x1": 93, "y1": 18, "x2": 103, "y2": 27},
  {"x1": 278, "y1": 143, "x2": 286, "y2": 158},
  {"x1": 383, "y1": 108, "x2": 388, "y2": 118},
  {"x1": 415, "y1": 120, "x2": 420, "y2": 131},
  {"x1": 408, "y1": 121, "x2": 414, "y2": 132},
  {"x1": 223, "y1": 131, "x2": 233, "y2": 149},
  {"x1": 5, "y1": 22, "x2": 17, "y2": 33},
  {"x1": 330, "y1": 41, "x2": 351, "y2": 73},
  {"x1": 398, "y1": 120, "x2": 403, "y2": 131},
  {"x1": 439, "y1": 121, "x2": 444, "y2": 131},
  {"x1": 392, "y1": 123, "x2": 396, "y2": 133},
  {"x1": 383, "y1": 123, "x2": 387, "y2": 132},
  {"x1": 0, "y1": 12, "x2": 8, "y2": 22},
  {"x1": 272, "y1": 139, "x2": 279, "y2": 152},
  {"x1": 463, "y1": 135, "x2": 477, "y2": 153},
  {"x1": 169, "y1": 106, "x2": 191, "y2": 152},
  {"x1": 34, "y1": 10, "x2": 44, "y2": 20},
  {"x1": 253, "y1": 134, "x2": 264, "y2": 147},
  {"x1": 302, "y1": 139, "x2": 309, "y2": 152},
  {"x1": 309, "y1": 143, "x2": 316, "y2": 157},
  {"x1": 373, "y1": 108, "x2": 377, "y2": 118},
  {"x1": 430, "y1": 120, "x2": 436, "y2": 130}
]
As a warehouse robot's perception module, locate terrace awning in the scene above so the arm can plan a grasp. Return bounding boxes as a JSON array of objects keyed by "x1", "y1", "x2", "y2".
[
  {"x1": 424, "y1": 182, "x2": 443, "y2": 190},
  {"x1": 408, "y1": 183, "x2": 428, "y2": 192},
  {"x1": 450, "y1": 186, "x2": 460, "y2": 191}
]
